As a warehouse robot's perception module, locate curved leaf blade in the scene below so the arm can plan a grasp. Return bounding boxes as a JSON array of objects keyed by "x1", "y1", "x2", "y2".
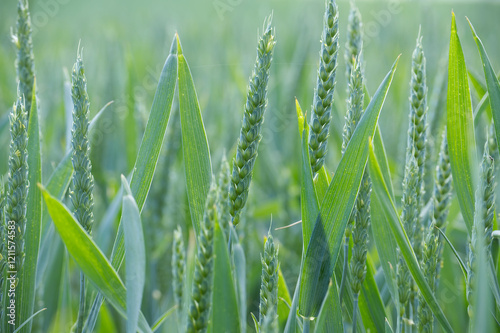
[
  {"x1": 209, "y1": 223, "x2": 240, "y2": 332},
  {"x1": 447, "y1": 12, "x2": 476, "y2": 234},
  {"x1": 19, "y1": 82, "x2": 41, "y2": 333},
  {"x1": 40, "y1": 187, "x2": 152, "y2": 333},
  {"x1": 299, "y1": 56, "x2": 399, "y2": 317},
  {"x1": 177, "y1": 35, "x2": 212, "y2": 236},
  {"x1": 368, "y1": 141, "x2": 453, "y2": 333},
  {"x1": 121, "y1": 176, "x2": 146, "y2": 333}
]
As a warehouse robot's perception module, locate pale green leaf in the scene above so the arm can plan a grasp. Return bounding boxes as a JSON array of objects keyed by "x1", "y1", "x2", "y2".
[
  {"x1": 447, "y1": 12, "x2": 477, "y2": 234},
  {"x1": 177, "y1": 34, "x2": 212, "y2": 236}
]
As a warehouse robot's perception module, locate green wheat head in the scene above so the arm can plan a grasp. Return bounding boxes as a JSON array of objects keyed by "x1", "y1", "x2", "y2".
[
  {"x1": 12, "y1": 0, "x2": 35, "y2": 116},
  {"x1": 6, "y1": 95, "x2": 29, "y2": 282},
  {"x1": 70, "y1": 48, "x2": 95, "y2": 234},
  {"x1": 342, "y1": 57, "x2": 364, "y2": 239},
  {"x1": 350, "y1": 171, "x2": 371, "y2": 296},
  {"x1": 259, "y1": 231, "x2": 279, "y2": 333},
  {"x1": 406, "y1": 31, "x2": 428, "y2": 261},
  {"x1": 488, "y1": 123, "x2": 500, "y2": 174},
  {"x1": 308, "y1": 0, "x2": 339, "y2": 175},
  {"x1": 172, "y1": 225, "x2": 186, "y2": 322},
  {"x1": 466, "y1": 142, "x2": 495, "y2": 320},
  {"x1": 345, "y1": 1, "x2": 362, "y2": 80},
  {"x1": 217, "y1": 153, "x2": 231, "y2": 238},
  {"x1": 418, "y1": 131, "x2": 452, "y2": 332},
  {"x1": 479, "y1": 143, "x2": 495, "y2": 254},
  {"x1": 187, "y1": 179, "x2": 217, "y2": 333},
  {"x1": 229, "y1": 17, "x2": 275, "y2": 227},
  {"x1": 397, "y1": 155, "x2": 418, "y2": 317}
]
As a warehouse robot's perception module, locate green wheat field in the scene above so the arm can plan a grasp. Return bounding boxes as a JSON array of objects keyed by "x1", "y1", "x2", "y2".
[{"x1": 1, "y1": 0, "x2": 500, "y2": 332}]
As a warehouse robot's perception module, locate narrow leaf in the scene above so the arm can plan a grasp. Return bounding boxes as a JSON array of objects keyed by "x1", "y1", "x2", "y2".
[
  {"x1": 299, "y1": 56, "x2": 399, "y2": 317},
  {"x1": 19, "y1": 81, "x2": 41, "y2": 333},
  {"x1": 368, "y1": 141, "x2": 453, "y2": 333},
  {"x1": 121, "y1": 176, "x2": 146, "y2": 333},
  {"x1": 314, "y1": 280, "x2": 343, "y2": 333},
  {"x1": 177, "y1": 34, "x2": 212, "y2": 235},
  {"x1": 447, "y1": 12, "x2": 476, "y2": 234},
  {"x1": 40, "y1": 186, "x2": 152, "y2": 333},
  {"x1": 209, "y1": 223, "x2": 240, "y2": 332}
]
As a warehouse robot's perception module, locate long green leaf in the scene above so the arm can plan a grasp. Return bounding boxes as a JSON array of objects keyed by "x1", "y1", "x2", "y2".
[
  {"x1": 299, "y1": 56, "x2": 399, "y2": 317},
  {"x1": 358, "y1": 255, "x2": 388, "y2": 332},
  {"x1": 296, "y1": 98, "x2": 319, "y2": 251},
  {"x1": 368, "y1": 141, "x2": 453, "y2": 333},
  {"x1": 447, "y1": 12, "x2": 476, "y2": 234},
  {"x1": 121, "y1": 176, "x2": 146, "y2": 333},
  {"x1": 278, "y1": 267, "x2": 292, "y2": 331},
  {"x1": 19, "y1": 81, "x2": 41, "y2": 333},
  {"x1": 209, "y1": 223, "x2": 240, "y2": 332},
  {"x1": 177, "y1": 35, "x2": 212, "y2": 236},
  {"x1": 469, "y1": 19, "x2": 500, "y2": 158},
  {"x1": 86, "y1": 35, "x2": 178, "y2": 331},
  {"x1": 370, "y1": 130, "x2": 398, "y2": 305},
  {"x1": 40, "y1": 187, "x2": 152, "y2": 333},
  {"x1": 314, "y1": 280, "x2": 343, "y2": 333}
]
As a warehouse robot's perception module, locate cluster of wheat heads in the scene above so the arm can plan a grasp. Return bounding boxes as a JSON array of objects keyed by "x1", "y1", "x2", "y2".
[{"x1": 2, "y1": 0, "x2": 500, "y2": 333}]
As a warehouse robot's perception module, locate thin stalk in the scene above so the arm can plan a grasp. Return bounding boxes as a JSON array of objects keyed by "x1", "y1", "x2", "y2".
[{"x1": 352, "y1": 295, "x2": 359, "y2": 333}]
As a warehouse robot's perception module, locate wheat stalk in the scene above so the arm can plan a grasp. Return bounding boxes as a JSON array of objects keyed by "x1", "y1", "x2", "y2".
[
  {"x1": 308, "y1": 0, "x2": 339, "y2": 175},
  {"x1": 229, "y1": 17, "x2": 275, "y2": 227}
]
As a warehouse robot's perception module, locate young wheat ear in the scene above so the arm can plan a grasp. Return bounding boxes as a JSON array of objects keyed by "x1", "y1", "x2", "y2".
[
  {"x1": 13, "y1": 0, "x2": 35, "y2": 116},
  {"x1": 229, "y1": 16, "x2": 275, "y2": 227},
  {"x1": 259, "y1": 230, "x2": 279, "y2": 333},
  {"x1": 418, "y1": 130, "x2": 452, "y2": 332},
  {"x1": 187, "y1": 178, "x2": 217, "y2": 333},
  {"x1": 70, "y1": 47, "x2": 95, "y2": 333},
  {"x1": 308, "y1": 0, "x2": 339, "y2": 175}
]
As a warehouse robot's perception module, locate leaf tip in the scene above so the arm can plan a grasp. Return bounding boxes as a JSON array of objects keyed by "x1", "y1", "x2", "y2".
[
  {"x1": 121, "y1": 175, "x2": 133, "y2": 197},
  {"x1": 174, "y1": 32, "x2": 183, "y2": 56},
  {"x1": 170, "y1": 33, "x2": 179, "y2": 55}
]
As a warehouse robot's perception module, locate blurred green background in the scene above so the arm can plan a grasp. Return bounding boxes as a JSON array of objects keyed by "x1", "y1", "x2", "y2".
[{"x1": 1, "y1": 0, "x2": 500, "y2": 331}]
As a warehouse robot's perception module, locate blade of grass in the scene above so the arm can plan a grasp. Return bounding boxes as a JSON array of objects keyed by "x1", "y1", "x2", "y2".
[
  {"x1": 176, "y1": 34, "x2": 212, "y2": 236},
  {"x1": 358, "y1": 255, "x2": 388, "y2": 332},
  {"x1": 19, "y1": 81, "x2": 41, "y2": 333},
  {"x1": 299, "y1": 56, "x2": 399, "y2": 317},
  {"x1": 40, "y1": 186, "x2": 152, "y2": 333},
  {"x1": 447, "y1": 12, "x2": 477, "y2": 234},
  {"x1": 314, "y1": 280, "x2": 343, "y2": 333},
  {"x1": 121, "y1": 176, "x2": 146, "y2": 333},
  {"x1": 209, "y1": 223, "x2": 240, "y2": 333},
  {"x1": 368, "y1": 141, "x2": 453, "y2": 333},
  {"x1": 86, "y1": 36, "x2": 178, "y2": 331}
]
